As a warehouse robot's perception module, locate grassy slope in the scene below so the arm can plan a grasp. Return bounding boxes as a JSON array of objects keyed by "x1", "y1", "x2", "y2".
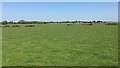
[{"x1": 2, "y1": 24, "x2": 118, "y2": 66}]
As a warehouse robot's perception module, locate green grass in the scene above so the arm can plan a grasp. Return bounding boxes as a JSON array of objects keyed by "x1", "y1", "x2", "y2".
[{"x1": 2, "y1": 24, "x2": 118, "y2": 66}]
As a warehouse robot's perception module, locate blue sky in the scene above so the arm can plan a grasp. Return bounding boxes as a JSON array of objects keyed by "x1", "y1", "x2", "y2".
[{"x1": 2, "y1": 2, "x2": 118, "y2": 22}]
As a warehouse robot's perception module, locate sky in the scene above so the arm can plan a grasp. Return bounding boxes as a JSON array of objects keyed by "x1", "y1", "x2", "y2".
[
  {"x1": 1, "y1": 0, "x2": 119, "y2": 2},
  {"x1": 2, "y1": 2, "x2": 118, "y2": 22}
]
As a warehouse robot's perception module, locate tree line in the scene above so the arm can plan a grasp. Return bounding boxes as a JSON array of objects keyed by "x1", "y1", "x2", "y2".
[{"x1": 0, "y1": 20, "x2": 105, "y2": 25}]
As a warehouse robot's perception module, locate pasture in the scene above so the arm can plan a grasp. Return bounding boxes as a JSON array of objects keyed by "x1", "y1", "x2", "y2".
[{"x1": 2, "y1": 24, "x2": 118, "y2": 66}]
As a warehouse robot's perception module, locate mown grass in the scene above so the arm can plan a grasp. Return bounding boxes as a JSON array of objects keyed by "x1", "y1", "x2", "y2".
[{"x1": 2, "y1": 24, "x2": 118, "y2": 66}]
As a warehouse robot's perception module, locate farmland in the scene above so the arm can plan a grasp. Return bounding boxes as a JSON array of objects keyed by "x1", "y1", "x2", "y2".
[{"x1": 2, "y1": 23, "x2": 118, "y2": 66}]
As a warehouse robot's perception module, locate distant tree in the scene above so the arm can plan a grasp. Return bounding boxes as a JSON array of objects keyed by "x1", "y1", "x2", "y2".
[
  {"x1": 13, "y1": 22, "x2": 17, "y2": 24},
  {"x1": 92, "y1": 21, "x2": 96, "y2": 23},
  {"x1": 2, "y1": 20, "x2": 8, "y2": 25},
  {"x1": 97, "y1": 20, "x2": 102, "y2": 23},
  {"x1": 18, "y1": 20, "x2": 25, "y2": 24},
  {"x1": 75, "y1": 20, "x2": 78, "y2": 23},
  {"x1": 8, "y1": 21, "x2": 14, "y2": 24},
  {"x1": 88, "y1": 21, "x2": 92, "y2": 23},
  {"x1": 71, "y1": 21, "x2": 76, "y2": 23}
]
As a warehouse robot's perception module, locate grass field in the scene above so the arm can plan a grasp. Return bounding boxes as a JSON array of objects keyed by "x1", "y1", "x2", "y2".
[{"x1": 2, "y1": 24, "x2": 118, "y2": 66}]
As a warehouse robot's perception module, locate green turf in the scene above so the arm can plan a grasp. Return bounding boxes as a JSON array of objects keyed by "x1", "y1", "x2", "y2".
[{"x1": 2, "y1": 24, "x2": 118, "y2": 66}]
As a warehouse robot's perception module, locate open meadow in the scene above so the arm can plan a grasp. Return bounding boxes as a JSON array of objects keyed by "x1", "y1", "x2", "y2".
[{"x1": 2, "y1": 23, "x2": 118, "y2": 66}]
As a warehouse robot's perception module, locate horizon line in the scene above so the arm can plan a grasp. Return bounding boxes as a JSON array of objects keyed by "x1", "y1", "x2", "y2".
[{"x1": 0, "y1": 20, "x2": 118, "y2": 22}]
